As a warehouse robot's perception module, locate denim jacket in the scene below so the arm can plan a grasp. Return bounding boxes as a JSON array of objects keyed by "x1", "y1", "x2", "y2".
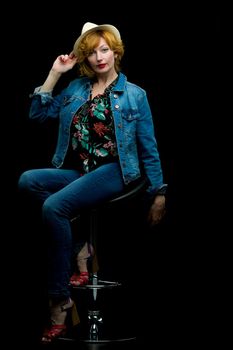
[{"x1": 30, "y1": 72, "x2": 166, "y2": 196}]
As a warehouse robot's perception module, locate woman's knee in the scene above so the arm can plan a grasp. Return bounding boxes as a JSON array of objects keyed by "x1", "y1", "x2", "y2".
[
  {"x1": 18, "y1": 170, "x2": 35, "y2": 192},
  {"x1": 42, "y1": 196, "x2": 72, "y2": 223},
  {"x1": 42, "y1": 196, "x2": 61, "y2": 222}
]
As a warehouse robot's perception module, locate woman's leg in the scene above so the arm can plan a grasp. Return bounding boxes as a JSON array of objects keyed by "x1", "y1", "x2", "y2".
[
  {"x1": 18, "y1": 168, "x2": 83, "y2": 343},
  {"x1": 18, "y1": 168, "x2": 82, "y2": 204},
  {"x1": 18, "y1": 163, "x2": 124, "y2": 342},
  {"x1": 39, "y1": 162, "x2": 125, "y2": 298},
  {"x1": 18, "y1": 168, "x2": 82, "y2": 299}
]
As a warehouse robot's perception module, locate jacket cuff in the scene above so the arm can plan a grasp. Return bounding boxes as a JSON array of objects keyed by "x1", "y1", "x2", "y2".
[
  {"x1": 155, "y1": 184, "x2": 168, "y2": 195},
  {"x1": 29, "y1": 86, "x2": 53, "y2": 104}
]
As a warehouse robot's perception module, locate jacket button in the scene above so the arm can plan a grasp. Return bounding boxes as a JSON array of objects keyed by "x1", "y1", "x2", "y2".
[
  {"x1": 113, "y1": 94, "x2": 118, "y2": 98},
  {"x1": 114, "y1": 104, "x2": 119, "y2": 109}
]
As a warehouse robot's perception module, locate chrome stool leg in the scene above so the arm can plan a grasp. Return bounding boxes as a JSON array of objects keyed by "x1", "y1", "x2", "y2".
[{"x1": 71, "y1": 177, "x2": 148, "y2": 344}]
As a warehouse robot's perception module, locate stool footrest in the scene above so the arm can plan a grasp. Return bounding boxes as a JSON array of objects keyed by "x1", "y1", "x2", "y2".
[{"x1": 73, "y1": 280, "x2": 121, "y2": 289}]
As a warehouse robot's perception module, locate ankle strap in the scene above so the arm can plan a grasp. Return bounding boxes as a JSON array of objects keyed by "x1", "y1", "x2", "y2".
[{"x1": 60, "y1": 298, "x2": 74, "y2": 311}]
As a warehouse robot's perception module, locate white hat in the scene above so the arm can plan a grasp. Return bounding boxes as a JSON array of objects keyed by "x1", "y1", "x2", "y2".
[{"x1": 73, "y1": 22, "x2": 121, "y2": 54}]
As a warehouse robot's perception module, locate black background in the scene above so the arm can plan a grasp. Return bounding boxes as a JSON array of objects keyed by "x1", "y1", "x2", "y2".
[{"x1": 3, "y1": 3, "x2": 221, "y2": 348}]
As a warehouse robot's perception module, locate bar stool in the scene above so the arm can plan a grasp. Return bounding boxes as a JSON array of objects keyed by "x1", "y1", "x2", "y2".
[{"x1": 67, "y1": 176, "x2": 149, "y2": 347}]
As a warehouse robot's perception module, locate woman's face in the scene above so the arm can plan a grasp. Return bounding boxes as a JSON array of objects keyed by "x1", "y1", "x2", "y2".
[{"x1": 87, "y1": 37, "x2": 116, "y2": 75}]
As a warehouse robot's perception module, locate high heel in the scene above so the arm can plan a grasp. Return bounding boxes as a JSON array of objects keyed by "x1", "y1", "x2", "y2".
[
  {"x1": 70, "y1": 242, "x2": 98, "y2": 287},
  {"x1": 41, "y1": 298, "x2": 80, "y2": 344}
]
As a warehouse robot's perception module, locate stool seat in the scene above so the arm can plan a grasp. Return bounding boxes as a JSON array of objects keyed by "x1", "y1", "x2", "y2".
[{"x1": 107, "y1": 176, "x2": 148, "y2": 204}]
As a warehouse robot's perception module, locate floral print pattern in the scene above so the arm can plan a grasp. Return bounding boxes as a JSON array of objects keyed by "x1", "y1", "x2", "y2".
[{"x1": 69, "y1": 81, "x2": 118, "y2": 173}]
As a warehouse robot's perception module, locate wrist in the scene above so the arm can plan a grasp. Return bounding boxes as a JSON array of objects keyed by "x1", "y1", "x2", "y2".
[
  {"x1": 49, "y1": 69, "x2": 62, "y2": 79},
  {"x1": 153, "y1": 194, "x2": 165, "y2": 203}
]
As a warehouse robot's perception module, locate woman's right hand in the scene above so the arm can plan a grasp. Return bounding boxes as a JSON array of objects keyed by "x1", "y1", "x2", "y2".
[
  {"x1": 40, "y1": 52, "x2": 78, "y2": 92},
  {"x1": 51, "y1": 52, "x2": 78, "y2": 74}
]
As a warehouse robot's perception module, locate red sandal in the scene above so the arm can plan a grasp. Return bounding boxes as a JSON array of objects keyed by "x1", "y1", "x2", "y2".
[
  {"x1": 70, "y1": 271, "x2": 89, "y2": 286},
  {"x1": 42, "y1": 324, "x2": 67, "y2": 343},
  {"x1": 41, "y1": 298, "x2": 80, "y2": 344}
]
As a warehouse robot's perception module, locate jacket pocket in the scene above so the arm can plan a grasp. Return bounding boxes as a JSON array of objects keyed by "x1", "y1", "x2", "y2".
[
  {"x1": 121, "y1": 110, "x2": 138, "y2": 121},
  {"x1": 121, "y1": 111, "x2": 139, "y2": 140}
]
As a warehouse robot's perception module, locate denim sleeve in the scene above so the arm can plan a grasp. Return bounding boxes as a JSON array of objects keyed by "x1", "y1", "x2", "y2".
[
  {"x1": 136, "y1": 91, "x2": 167, "y2": 195},
  {"x1": 29, "y1": 86, "x2": 63, "y2": 123},
  {"x1": 29, "y1": 86, "x2": 54, "y2": 105}
]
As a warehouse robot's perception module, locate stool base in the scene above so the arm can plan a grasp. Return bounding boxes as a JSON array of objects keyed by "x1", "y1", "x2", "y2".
[{"x1": 58, "y1": 335, "x2": 137, "y2": 349}]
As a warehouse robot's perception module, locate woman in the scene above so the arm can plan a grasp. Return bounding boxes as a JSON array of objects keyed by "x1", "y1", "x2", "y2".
[{"x1": 18, "y1": 22, "x2": 167, "y2": 343}]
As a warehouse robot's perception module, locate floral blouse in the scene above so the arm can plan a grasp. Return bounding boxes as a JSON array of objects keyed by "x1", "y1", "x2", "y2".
[{"x1": 64, "y1": 80, "x2": 118, "y2": 173}]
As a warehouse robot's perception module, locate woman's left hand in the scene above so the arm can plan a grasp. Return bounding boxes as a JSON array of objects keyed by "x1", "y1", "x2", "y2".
[{"x1": 147, "y1": 195, "x2": 166, "y2": 226}]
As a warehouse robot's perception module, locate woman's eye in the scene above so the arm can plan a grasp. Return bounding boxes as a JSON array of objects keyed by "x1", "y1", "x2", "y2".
[{"x1": 102, "y1": 48, "x2": 109, "y2": 53}]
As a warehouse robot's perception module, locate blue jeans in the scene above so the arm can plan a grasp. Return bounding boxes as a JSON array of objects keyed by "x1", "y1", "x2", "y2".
[{"x1": 18, "y1": 162, "x2": 125, "y2": 300}]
